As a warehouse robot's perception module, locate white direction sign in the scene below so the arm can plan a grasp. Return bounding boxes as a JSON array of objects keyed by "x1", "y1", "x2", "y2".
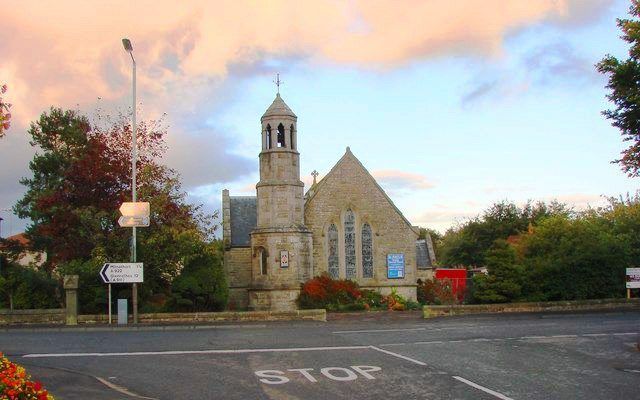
[
  {"x1": 118, "y1": 202, "x2": 150, "y2": 227},
  {"x1": 100, "y1": 263, "x2": 144, "y2": 283},
  {"x1": 118, "y1": 215, "x2": 150, "y2": 227}
]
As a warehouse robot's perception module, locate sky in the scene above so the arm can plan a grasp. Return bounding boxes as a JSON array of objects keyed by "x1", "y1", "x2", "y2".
[{"x1": 1, "y1": 0, "x2": 639, "y2": 236}]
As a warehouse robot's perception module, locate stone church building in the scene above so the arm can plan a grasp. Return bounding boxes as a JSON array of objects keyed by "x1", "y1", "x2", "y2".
[{"x1": 222, "y1": 93, "x2": 435, "y2": 310}]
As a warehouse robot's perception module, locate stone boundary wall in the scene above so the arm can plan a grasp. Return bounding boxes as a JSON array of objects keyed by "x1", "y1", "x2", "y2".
[
  {"x1": 0, "y1": 309, "x2": 65, "y2": 325},
  {"x1": 423, "y1": 298, "x2": 640, "y2": 318},
  {"x1": 0, "y1": 309, "x2": 326, "y2": 325}
]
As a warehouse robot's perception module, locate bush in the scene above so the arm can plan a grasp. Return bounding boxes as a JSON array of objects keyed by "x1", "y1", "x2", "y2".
[
  {"x1": 298, "y1": 274, "x2": 362, "y2": 310},
  {"x1": 298, "y1": 276, "x2": 421, "y2": 312},
  {"x1": 417, "y1": 278, "x2": 458, "y2": 305},
  {"x1": 167, "y1": 251, "x2": 228, "y2": 312},
  {"x1": 0, "y1": 261, "x2": 60, "y2": 309}
]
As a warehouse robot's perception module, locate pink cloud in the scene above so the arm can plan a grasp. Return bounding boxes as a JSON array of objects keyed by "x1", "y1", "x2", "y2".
[
  {"x1": 371, "y1": 169, "x2": 434, "y2": 190},
  {"x1": 2, "y1": 0, "x2": 610, "y2": 125}
]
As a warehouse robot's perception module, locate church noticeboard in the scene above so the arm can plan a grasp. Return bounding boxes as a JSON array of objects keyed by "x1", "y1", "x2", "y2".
[
  {"x1": 387, "y1": 254, "x2": 405, "y2": 279},
  {"x1": 280, "y1": 250, "x2": 289, "y2": 268},
  {"x1": 626, "y1": 268, "x2": 640, "y2": 288}
]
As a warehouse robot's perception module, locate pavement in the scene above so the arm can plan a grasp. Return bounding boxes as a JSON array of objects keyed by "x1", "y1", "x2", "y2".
[{"x1": 1, "y1": 310, "x2": 639, "y2": 399}]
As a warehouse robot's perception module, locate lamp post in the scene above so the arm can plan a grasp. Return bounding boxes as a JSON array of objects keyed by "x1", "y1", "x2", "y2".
[{"x1": 122, "y1": 38, "x2": 138, "y2": 324}]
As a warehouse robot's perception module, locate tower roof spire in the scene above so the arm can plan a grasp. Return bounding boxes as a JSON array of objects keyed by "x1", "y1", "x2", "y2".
[
  {"x1": 262, "y1": 74, "x2": 297, "y2": 120},
  {"x1": 273, "y1": 73, "x2": 283, "y2": 95}
]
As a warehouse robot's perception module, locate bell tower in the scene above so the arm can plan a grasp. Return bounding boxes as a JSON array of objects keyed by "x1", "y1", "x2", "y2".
[{"x1": 249, "y1": 90, "x2": 313, "y2": 311}]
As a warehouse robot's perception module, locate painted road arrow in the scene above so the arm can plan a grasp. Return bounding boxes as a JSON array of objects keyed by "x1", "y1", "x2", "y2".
[{"x1": 100, "y1": 263, "x2": 144, "y2": 283}]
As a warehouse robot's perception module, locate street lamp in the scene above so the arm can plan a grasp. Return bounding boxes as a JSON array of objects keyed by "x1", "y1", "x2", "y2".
[{"x1": 122, "y1": 38, "x2": 138, "y2": 324}]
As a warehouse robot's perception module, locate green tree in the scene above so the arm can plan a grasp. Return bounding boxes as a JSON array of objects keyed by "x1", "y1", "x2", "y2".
[
  {"x1": 472, "y1": 240, "x2": 524, "y2": 304},
  {"x1": 597, "y1": 0, "x2": 640, "y2": 177},
  {"x1": 521, "y1": 215, "x2": 627, "y2": 301},
  {"x1": 15, "y1": 107, "x2": 221, "y2": 309},
  {"x1": 168, "y1": 243, "x2": 228, "y2": 312}
]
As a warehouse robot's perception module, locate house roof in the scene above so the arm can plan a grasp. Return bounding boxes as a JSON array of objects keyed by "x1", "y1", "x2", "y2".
[
  {"x1": 305, "y1": 147, "x2": 420, "y2": 235},
  {"x1": 261, "y1": 93, "x2": 296, "y2": 120},
  {"x1": 229, "y1": 196, "x2": 257, "y2": 247}
]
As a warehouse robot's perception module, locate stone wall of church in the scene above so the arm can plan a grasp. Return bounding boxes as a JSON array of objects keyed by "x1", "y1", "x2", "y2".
[
  {"x1": 223, "y1": 247, "x2": 252, "y2": 309},
  {"x1": 305, "y1": 151, "x2": 429, "y2": 301}
]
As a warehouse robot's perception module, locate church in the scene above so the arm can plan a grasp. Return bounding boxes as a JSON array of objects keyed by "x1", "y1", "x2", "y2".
[{"x1": 222, "y1": 92, "x2": 436, "y2": 311}]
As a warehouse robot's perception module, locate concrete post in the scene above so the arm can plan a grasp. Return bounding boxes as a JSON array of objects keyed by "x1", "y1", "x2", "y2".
[{"x1": 63, "y1": 275, "x2": 79, "y2": 325}]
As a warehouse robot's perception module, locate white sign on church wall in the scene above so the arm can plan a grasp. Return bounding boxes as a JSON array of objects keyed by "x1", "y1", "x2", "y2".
[{"x1": 280, "y1": 250, "x2": 289, "y2": 268}]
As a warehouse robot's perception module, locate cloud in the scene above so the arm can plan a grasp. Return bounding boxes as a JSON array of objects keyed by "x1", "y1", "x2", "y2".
[
  {"x1": 1, "y1": 0, "x2": 612, "y2": 231},
  {"x1": 371, "y1": 170, "x2": 434, "y2": 191}
]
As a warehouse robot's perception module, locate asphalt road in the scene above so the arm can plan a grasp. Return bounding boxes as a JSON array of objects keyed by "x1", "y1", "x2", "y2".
[{"x1": 2, "y1": 310, "x2": 639, "y2": 399}]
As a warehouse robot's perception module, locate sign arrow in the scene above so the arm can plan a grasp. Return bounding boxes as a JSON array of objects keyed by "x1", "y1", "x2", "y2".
[
  {"x1": 100, "y1": 264, "x2": 110, "y2": 283},
  {"x1": 100, "y1": 263, "x2": 144, "y2": 283}
]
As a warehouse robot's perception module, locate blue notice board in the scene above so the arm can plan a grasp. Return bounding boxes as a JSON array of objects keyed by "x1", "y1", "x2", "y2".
[{"x1": 387, "y1": 253, "x2": 405, "y2": 279}]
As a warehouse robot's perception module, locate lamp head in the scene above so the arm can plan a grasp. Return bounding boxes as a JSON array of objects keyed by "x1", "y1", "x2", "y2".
[{"x1": 122, "y1": 38, "x2": 133, "y2": 53}]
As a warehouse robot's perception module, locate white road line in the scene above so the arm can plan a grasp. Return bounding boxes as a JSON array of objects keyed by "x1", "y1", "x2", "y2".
[
  {"x1": 332, "y1": 328, "x2": 426, "y2": 334},
  {"x1": 612, "y1": 332, "x2": 637, "y2": 336},
  {"x1": 95, "y1": 377, "x2": 158, "y2": 399},
  {"x1": 582, "y1": 333, "x2": 608, "y2": 337},
  {"x1": 549, "y1": 335, "x2": 578, "y2": 338},
  {"x1": 368, "y1": 346, "x2": 427, "y2": 366},
  {"x1": 453, "y1": 376, "x2": 514, "y2": 400},
  {"x1": 22, "y1": 345, "x2": 370, "y2": 358}
]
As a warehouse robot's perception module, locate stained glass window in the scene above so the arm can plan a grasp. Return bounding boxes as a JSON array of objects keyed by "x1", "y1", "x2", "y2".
[
  {"x1": 362, "y1": 223, "x2": 373, "y2": 278},
  {"x1": 328, "y1": 224, "x2": 339, "y2": 279},
  {"x1": 344, "y1": 210, "x2": 356, "y2": 279}
]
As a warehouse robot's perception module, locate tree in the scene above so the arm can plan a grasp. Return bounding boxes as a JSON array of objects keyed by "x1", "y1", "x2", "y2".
[
  {"x1": 471, "y1": 240, "x2": 524, "y2": 304},
  {"x1": 0, "y1": 84, "x2": 11, "y2": 138},
  {"x1": 597, "y1": 0, "x2": 640, "y2": 177},
  {"x1": 15, "y1": 107, "x2": 220, "y2": 307}
]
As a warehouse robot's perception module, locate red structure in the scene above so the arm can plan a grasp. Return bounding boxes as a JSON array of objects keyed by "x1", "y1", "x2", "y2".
[{"x1": 435, "y1": 268, "x2": 467, "y2": 302}]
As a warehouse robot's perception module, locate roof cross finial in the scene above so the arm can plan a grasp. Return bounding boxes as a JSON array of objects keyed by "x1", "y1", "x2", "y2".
[
  {"x1": 311, "y1": 170, "x2": 319, "y2": 185},
  {"x1": 273, "y1": 73, "x2": 283, "y2": 95}
]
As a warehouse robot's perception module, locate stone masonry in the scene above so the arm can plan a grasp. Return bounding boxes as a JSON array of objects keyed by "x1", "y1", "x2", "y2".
[{"x1": 222, "y1": 93, "x2": 435, "y2": 311}]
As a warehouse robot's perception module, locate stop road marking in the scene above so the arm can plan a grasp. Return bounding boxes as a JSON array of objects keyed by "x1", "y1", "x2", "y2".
[{"x1": 255, "y1": 365, "x2": 382, "y2": 385}]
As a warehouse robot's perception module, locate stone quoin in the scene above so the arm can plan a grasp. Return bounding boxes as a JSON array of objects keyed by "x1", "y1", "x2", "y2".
[{"x1": 223, "y1": 91, "x2": 436, "y2": 310}]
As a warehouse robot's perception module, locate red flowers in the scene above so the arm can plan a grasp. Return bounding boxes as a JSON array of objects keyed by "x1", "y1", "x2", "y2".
[{"x1": 0, "y1": 353, "x2": 54, "y2": 400}]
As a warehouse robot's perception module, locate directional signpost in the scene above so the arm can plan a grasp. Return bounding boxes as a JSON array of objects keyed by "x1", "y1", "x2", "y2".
[
  {"x1": 101, "y1": 262, "x2": 144, "y2": 324},
  {"x1": 116, "y1": 201, "x2": 150, "y2": 324},
  {"x1": 118, "y1": 202, "x2": 150, "y2": 227},
  {"x1": 100, "y1": 263, "x2": 144, "y2": 283}
]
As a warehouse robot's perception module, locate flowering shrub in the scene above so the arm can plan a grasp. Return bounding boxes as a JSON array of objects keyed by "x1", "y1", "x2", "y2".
[
  {"x1": 298, "y1": 275, "x2": 420, "y2": 311},
  {"x1": 298, "y1": 274, "x2": 362, "y2": 310},
  {"x1": 417, "y1": 278, "x2": 459, "y2": 305},
  {"x1": 0, "y1": 353, "x2": 54, "y2": 399}
]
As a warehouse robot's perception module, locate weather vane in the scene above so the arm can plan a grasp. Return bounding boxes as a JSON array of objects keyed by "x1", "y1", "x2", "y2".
[{"x1": 273, "y1": 73, "x2": 283, "y2": 95}]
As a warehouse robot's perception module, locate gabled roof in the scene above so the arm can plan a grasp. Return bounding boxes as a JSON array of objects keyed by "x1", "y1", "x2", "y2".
[
  {"x1": 261, "y1": 93, "x2": 296, "y2": 120},
  {"x1": 305, "y1": 147, "x2": 420, "y2": 235},
  {"x1": 229, "y1": 196, "x2": 257, "y2": 247}
]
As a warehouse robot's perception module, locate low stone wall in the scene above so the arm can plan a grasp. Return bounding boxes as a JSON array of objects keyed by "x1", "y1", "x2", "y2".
[
  {"x1": 1, "y1": 309, "x2": 326, "y2": 326},
  {"x1": 423, "y1": 298, "x2": 640, "y2": 318},
  {"x1": 0, "y1": 309, "x2": 65, "y2": 325}
]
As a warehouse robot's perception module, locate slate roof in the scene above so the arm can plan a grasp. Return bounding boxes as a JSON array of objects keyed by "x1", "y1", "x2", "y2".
[
  {"x1": 261, "y1": 93, "x2": 296, "y2": 119},
  {"x1": 229, "y1": 196, "x2": 257, "y2": 247}
]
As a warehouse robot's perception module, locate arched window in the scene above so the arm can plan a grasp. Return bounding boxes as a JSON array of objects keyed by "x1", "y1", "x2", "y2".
[
  {"x1": 344, "y1": 209, "x2": 356, "y2": 279},
  {"x1": 266, "y1": 125, "x2": 272, "y2": 150},
  {"x1": 259, "y1": 247, "x2": 268, "y2": 275},
  {"x1": 277, "y1": 123, "x2": 285, "y2": 148},
  {"x1": 362, "y1": 223, "x2": 373, "y2": 278},
  {"x1": 290, "y1": 124, "x2": 295, "y2": 150},
  {"x1": 328, "y1": 224, "x2": 339, "y2": 279}
]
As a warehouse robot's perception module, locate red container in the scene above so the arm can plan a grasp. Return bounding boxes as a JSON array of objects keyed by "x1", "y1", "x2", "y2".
[{"x1": 434, "y1": 268, "x2": 467, "y2": 301}]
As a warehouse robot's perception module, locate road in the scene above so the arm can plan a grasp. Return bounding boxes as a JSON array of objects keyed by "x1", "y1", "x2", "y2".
[{"x1": 1, "y1": 310, "x2": 639, "y2": 399}]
